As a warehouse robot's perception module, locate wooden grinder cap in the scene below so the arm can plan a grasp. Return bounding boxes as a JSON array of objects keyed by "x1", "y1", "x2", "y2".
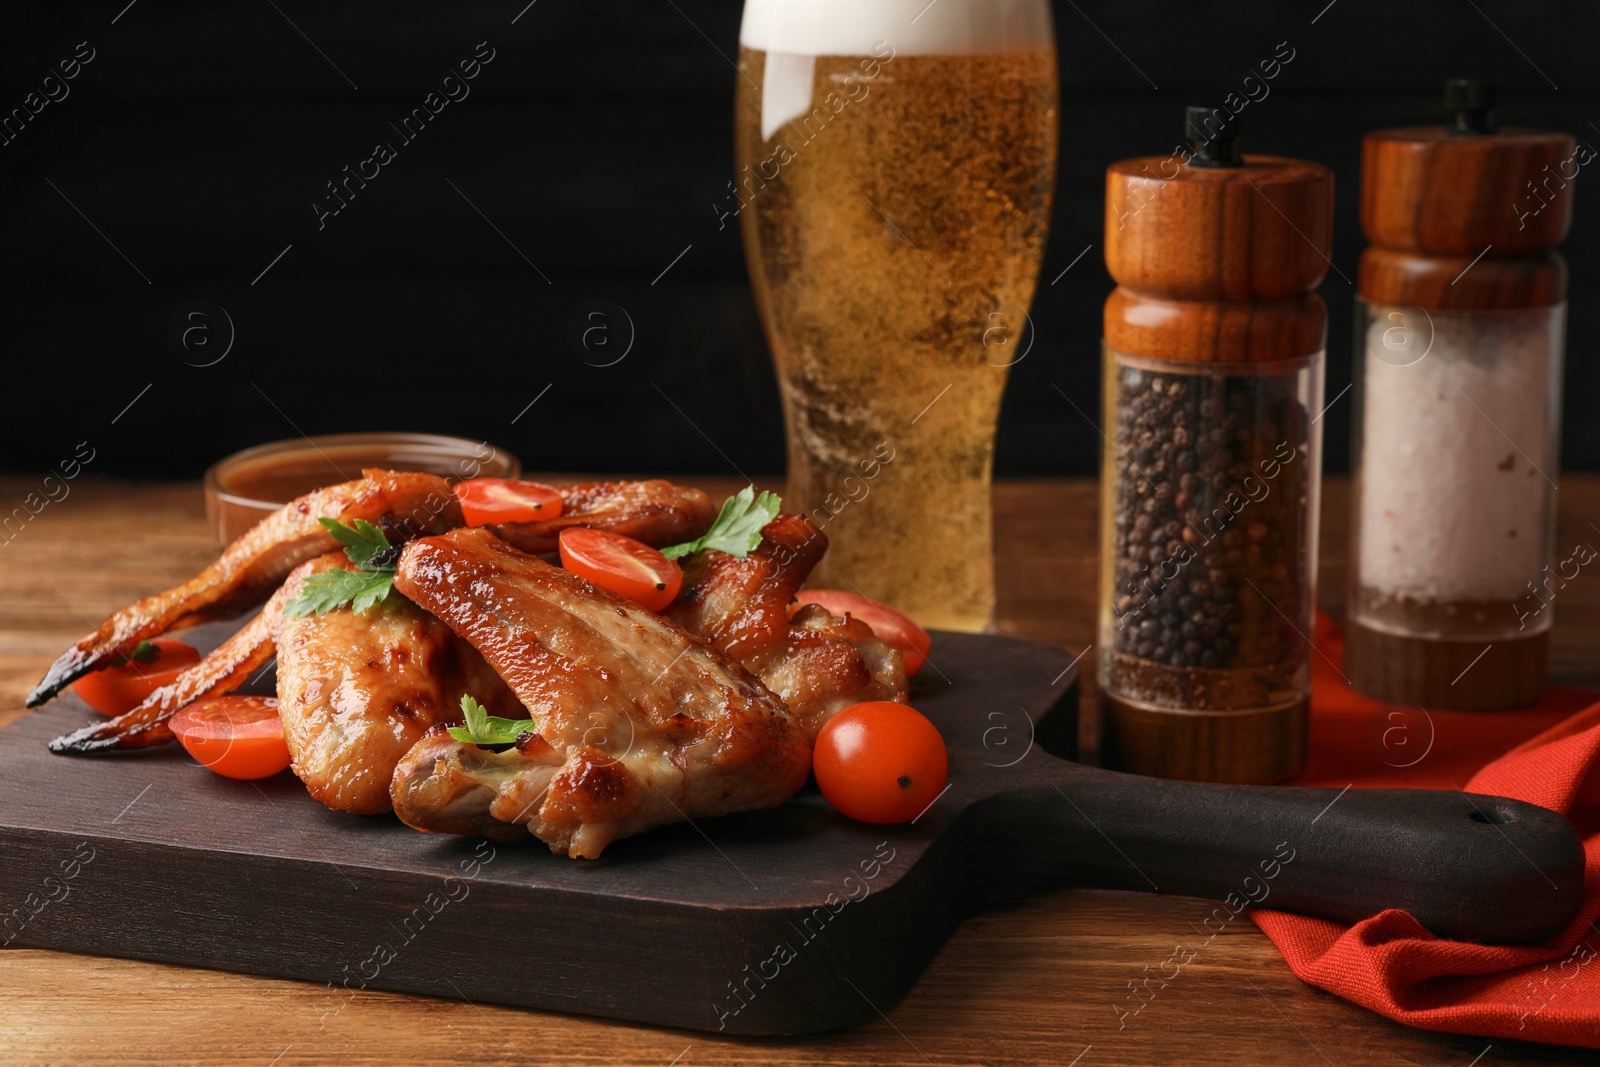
[
  {"x1": 1104, "y1": 107, "x2": 1333, "y2": 364},
  {"x1": 1360, "y1": 79, "x2": 1575, "y2": 309}
]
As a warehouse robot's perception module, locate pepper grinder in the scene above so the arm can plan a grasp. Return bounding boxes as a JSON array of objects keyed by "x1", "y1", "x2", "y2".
[
  {"x1": 1346, "y1": 80, "x2": 1575, "y2": 709},
  {"x1": 1099, "y1": 107, "x2": 1333, "y2": 784}
]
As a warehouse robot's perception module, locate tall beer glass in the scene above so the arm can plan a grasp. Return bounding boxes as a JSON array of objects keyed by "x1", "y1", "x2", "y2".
[{"x1": 735, "y1": 0, "x2": 1058, "y2": 632}]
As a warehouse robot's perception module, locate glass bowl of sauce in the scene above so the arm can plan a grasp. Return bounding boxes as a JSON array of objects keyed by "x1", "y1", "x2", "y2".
[{"x1": 204, "y1": 432, "x2": 521, "y2": 545}]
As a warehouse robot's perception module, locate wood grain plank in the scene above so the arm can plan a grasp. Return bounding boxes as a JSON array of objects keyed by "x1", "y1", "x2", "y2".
[{"x1": 2, "y1": 475, "x2": 1598, "y2": 1064}]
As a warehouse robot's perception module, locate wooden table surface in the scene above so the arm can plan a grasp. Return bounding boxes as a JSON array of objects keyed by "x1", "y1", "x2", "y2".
[{"x1": 2, "y1": 473, "x2": 1597, "y2": 1066}]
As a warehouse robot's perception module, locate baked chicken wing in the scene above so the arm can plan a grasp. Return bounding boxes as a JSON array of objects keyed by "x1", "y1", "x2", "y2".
[
  {"x1": 277, "y1": 594, "x2": 522, "y2": 815},
  {"x1": 30, "y1": 469, "x2": 462, "y2": 707},
  {"x1": 48, "y1": 553, "x2": 342, "y2": 753},
  {"x1": 671, "y1": 513, "x2": 907, "y2": 737},
  {"x1": 490, "y1": 479, "x2": 716, "y2": 556},
  {"x1": 388, "y1": 527, "x2": 811, "y2": 858}
]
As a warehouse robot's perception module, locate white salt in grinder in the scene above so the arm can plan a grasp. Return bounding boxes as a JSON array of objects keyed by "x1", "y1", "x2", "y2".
[{"x1": 1346, "y1": 80, "x2": 1577, "y2": 708}]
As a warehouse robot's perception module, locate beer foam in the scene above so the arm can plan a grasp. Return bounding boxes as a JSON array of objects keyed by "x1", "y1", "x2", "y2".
[{"x1": 739, "y1": 0, "x2": 1053, "y2": 57}]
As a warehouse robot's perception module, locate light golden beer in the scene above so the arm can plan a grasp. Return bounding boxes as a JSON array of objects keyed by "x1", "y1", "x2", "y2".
[{"x1": 734, "y1": 0, "x2": 1057, "y2": 632}]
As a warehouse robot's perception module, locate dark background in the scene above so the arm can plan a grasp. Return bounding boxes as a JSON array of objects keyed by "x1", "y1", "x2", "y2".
[{"x1": 1, "y1": 1, "x2": 1595, "y2": 480}]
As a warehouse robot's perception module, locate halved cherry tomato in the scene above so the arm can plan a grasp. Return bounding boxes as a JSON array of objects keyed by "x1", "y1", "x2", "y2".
[
  {"x1": 791, "y1": 590, "x2": 931, "y2": 677},
  {"x1": 454, "y1": 478, "x2": 565, "y2": 525},
  {"x1": 813, "y1": 701, "x2": 948, "y2": 824},
  {"x1": 70, "y1": 637, "x2": 201, "y2": 717},
  {"x1": 170, "y1": 695, "x2": 293, "y2": 780},
  {"x1": 558, "y1": 527, "x2": 682, "y2": 612}
]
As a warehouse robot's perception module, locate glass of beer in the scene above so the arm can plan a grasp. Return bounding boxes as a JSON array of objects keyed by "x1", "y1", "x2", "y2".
[{"x1": 734, "y1": 0, "x2": 1058, "y2": 632}]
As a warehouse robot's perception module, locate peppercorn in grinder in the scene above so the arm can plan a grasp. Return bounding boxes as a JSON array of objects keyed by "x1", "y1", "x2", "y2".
[
  {"x1": 1345, "y1": 80, "x2": 1575, "y2": 709},
  {"x1": 1099, "y1": 108, "x2": 1332, "y2": 784}
]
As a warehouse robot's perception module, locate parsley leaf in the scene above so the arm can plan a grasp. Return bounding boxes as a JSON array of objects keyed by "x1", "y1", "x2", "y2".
[
  {"x1": 283, "y1": 518, "x2": 400, "y2": 617},
  {"x1": 319, "y1": 517, "x2": 393, "y2": 568},
  {"x1": 283, "y1": 568, "x2": 394, "y2": 618},
  {"x1": 660, "y1": 486, "x2": 781, "y2": 560},
  {"x1": 447, "y1": 695, "x2": 539, "y2": 746}
]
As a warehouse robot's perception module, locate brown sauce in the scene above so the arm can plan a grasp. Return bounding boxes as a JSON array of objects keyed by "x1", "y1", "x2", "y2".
[
  {"x1": 220, "y1": 454, "x2": 370, "y2": 502},
  {"x1": 205, "y1": 435, "x2": 518, "y2": 545}
]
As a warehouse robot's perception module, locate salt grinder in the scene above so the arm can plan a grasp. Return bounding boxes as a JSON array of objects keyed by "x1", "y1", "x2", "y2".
[
  {"x1": 1346, "y1": 80, "x2": 1576, "y2": 709},
  {"x1": 1099, "y1": 107, "x2": 1333, "y2": 784}
]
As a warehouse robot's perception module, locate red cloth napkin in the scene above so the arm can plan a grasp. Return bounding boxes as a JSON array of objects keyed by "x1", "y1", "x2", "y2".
[{"x1": 1250, "y1": 614, "x2": 1600, "y2": 1048}]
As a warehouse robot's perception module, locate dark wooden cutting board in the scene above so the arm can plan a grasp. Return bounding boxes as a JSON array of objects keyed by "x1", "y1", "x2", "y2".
[
  {"x1": 0, "y1": 630, "x2": 1080, "y2": 1035},
  {"x1": 0, "y1": 629, "x2": 1582, "y2": 1035}
]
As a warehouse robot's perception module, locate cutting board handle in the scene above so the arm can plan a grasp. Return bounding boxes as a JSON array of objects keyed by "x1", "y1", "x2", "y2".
[{"x1": 983, "y1": 764, "x2": 1585, "y2": 944}]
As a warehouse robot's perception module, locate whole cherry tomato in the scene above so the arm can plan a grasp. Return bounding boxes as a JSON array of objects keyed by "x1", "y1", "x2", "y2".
[{"x1": 813, "y1": 701, "x2": 948, "y2": 824}]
